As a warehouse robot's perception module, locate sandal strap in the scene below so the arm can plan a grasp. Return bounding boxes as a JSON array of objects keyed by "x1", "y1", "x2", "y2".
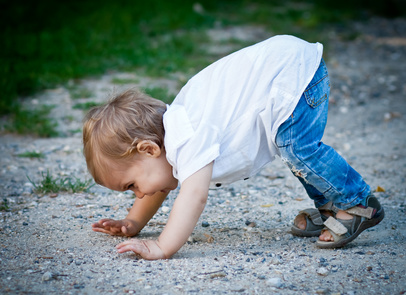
[
  {"x1": 319, "y1": 201, "x2": 340, "y2": 214},
  {"x1": 298, "y1": 208, "x2": 324, "y2": 226},
  {"x1": 346, "y1": 206, "x2": 375, "y2": 219},
  {"x1": 321, "y1": 201, "x2": 375, "y2": 219},
  {"x1": 323, "y1": 216, "x2": 348, "y2": 236}
]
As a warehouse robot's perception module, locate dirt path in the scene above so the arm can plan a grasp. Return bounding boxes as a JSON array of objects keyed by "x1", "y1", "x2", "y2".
[{"x1": 1, "y1": 17, "x2": 405, "y2": 294}]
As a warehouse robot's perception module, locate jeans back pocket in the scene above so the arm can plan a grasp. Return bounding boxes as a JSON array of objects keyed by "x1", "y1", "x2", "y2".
[{"x1": 304, "y1": 61, "x2": 330, "y2": 108}]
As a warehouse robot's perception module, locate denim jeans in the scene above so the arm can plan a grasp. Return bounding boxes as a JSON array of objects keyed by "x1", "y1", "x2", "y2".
[{"x1": 275, "y1": 59, "x2": 370, "y2": 210}]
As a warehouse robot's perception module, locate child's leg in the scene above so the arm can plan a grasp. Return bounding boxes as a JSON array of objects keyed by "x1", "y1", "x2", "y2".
[
  {"x1": 276, "y1": 59, "x2": 370, "y2": 210},
  {"x1": 276, "y1": 59, "x2": 384, "y2": 247}
]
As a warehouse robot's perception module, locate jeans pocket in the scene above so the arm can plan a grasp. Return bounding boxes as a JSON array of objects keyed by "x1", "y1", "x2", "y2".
[{"x1": 304, "y1": 62, "x2": 330, "y2": 108}]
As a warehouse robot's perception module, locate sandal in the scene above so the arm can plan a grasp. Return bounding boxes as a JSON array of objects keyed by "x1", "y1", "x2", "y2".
[
  {"x1": 316, "y1": 195, "x2": 384, "y2": 249},
  {"x1": 291, "y1": 207, "x2": 332, "y2": 237}
]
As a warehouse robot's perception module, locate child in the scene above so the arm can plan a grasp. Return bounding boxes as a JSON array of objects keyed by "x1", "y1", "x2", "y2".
[{"x1": 83, "y1": 35, "x2": 384, "y2": 260}]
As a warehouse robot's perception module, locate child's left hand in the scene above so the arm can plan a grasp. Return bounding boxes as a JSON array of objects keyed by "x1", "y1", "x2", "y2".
[{"x1": 116, "y1": 239, "x2": 166, "y2": 260}]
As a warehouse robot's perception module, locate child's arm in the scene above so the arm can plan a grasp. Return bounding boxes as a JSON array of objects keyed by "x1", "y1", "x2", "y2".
[
  {"x1": 116, "y1": 162, "x2": 214, "y2": 259},
  {"x1": 92, "y1": 191, "x2": 169, "y2": 236}
]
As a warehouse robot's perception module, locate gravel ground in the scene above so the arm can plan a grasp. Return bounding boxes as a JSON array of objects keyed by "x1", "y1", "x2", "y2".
[{"x1": 1, "y1": 17, "x2": 406, "y2": 294}]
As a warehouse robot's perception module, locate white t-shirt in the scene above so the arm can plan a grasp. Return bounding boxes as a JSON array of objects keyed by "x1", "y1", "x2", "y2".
[{"x1": 163, "y1": 35, "x2": 323, "y2": 185}]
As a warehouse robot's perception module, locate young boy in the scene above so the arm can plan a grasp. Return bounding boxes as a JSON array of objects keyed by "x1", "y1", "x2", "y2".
[{"x1": 83, "y1": 35, "x2": 384, "y2": 260}]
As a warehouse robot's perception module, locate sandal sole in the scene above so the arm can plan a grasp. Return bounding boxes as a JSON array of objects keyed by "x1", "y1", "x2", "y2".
[{"x1": 291, "y1": 225, "x2": 323, "y2": 237}]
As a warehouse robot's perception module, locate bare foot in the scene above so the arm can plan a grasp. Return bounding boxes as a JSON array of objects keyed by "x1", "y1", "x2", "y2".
[
  {"x1": 319, "y1": 210, "x2": 353, "y2": 241},
  {"x1": 294, "y1": 210, "x2": 333, "y2": 230}
]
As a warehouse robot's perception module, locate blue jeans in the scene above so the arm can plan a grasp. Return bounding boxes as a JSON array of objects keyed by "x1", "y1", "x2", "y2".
[{"x1": 275, "y1": 59, "x2": 370, "y2": 210}]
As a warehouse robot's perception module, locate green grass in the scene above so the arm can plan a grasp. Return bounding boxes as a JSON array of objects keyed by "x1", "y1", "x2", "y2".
[
  {"x1": 0, "y1": 199, "x2": 10, "y2": 211},
  {"x1": 4, "y1": 105, "x2": 59, "y2": 137},
  {"x1": 144, "y1": 86, "x2": 175, "y2": 104},
  {"x1": 67, "y1": 85, "x2": 94, "y2": 99},
  {"x1": 69, "y1": 128, "x2": 83, "y2": 135},
  {"x1": 28, "y1": 170, "x2": 95, "y2": 194},
  {"x1": 2, "y1": 0, "x2": 403, "y2": 136},
  {"x1": 111, "y1": 77, "x2": 140, "y2": 85},
  {"x1": 17, "y1": 151, "x2": 45, "y2": 158},
  {"x1": 72, "y1": 101, "x2": 102, "y2": 111}
]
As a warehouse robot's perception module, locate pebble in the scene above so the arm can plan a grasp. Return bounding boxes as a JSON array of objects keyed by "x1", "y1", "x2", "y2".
[
  {"x1": 161, "y1": 206, "x2": 170, "y2": 213},
  {"x1": 269, "y1": 257, "x2": 283, "y2": 265},
  {"x1": 42, "y1": 272, "x2": 54, "y2": 282},
  {"x1": 267, "y1": 277, "x2": 283, "y2": 288},
  {"x1": 317, "y1": 267, "x2": 329, "y2": 276}
]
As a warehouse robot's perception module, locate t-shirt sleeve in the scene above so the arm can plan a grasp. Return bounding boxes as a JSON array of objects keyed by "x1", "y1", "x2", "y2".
[{"x1": 164, "y1": 104, "x2": 220, "y2": 184}]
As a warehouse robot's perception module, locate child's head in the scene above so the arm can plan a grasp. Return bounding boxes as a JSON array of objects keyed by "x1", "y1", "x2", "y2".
[{"x1": 82, "y1": 89, "x2": 167, "y2": 185}]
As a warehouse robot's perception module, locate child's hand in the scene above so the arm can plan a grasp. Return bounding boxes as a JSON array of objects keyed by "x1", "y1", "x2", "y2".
[
  {"x1": 92, "y1": 218, "x2": 139, "y2": 237},
  {"x1": 116, "y1": 239, "x2": 166, "y2": 260}
]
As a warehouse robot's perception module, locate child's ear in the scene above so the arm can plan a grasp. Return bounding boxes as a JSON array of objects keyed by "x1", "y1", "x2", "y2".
[{"x1": 136, "y1": 140, "x2": 161, "y2": 157}]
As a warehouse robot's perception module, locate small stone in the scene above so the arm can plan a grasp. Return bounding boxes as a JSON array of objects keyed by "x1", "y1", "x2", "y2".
[
  {"x1": 161, "y1": 206, "x2": 170, "y2": 213},
  {"x1": 316, "y1": 289, "x2": 330, "y2": 295},
  {"x1": 331, "y1": 265, "x2": 339, "y2": 272},
  {"x1": 42, "y1": 272, "x2": 54, "y2": 281},
  {"x1": 270, "y1": 257, "x2": 283, "y2": 265},
  {"x1": 267, "y1": 277, "x2": 283, "y2": 288},
  {"x1": 210, "y1": 271, "x2": 227, "y2": 279},
  {"x1": 317, "y1": 267, "x2": 329, "y2": 276},
  {"x1": 202, "y1": 221, "x2": 210, "y2": 227}
]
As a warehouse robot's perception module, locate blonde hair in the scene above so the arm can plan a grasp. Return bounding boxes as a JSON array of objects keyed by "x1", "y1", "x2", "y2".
[{"x1": 82, "y1": 88, "x2": 167, "y2": 184}]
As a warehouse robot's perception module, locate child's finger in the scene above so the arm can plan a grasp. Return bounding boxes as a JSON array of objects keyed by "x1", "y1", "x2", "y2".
[
  {"x1": 92, "y1": 227, "x2": 111, "y2": 234},
  {"x1": 92, "y1": 219, "x2": 112, "y2": 228},
  {"x1": 116, "y1": 240, "x2": 145, "y2": 254},
  {"x1": 116, "y1": 239, "x2": 134, "y2": 247},
  {"x1": 102, "y1": 220, "x2": 122, "y2": 228},
  {"x1": 93, "y1": 227, "x2": 125, "y2": 236}
]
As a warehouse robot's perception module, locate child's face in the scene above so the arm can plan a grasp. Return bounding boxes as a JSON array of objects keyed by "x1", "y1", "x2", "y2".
[{"x1": 100, "y1": 144, "x2": 178, "y2": 199}]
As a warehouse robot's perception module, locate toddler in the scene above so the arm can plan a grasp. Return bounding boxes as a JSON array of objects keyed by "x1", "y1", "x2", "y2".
[{"x1": 83, "y1": 35, "x2": 384, "y2": 260}]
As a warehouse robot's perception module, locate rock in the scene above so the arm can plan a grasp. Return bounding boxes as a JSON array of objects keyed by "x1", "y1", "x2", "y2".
[
  {"x1": 42, "y1": 272, "x2": 54, "y2": 281},
  {"x1": 316, "y1": 289, "x2": 331, "y2": 294},
  {"x1": 317, "y1": 267, "x2": 329, "y2": 276},
  {"x1": 269, "y1": 257, "x2": 283, "y2": 265},
  {"x1": 267, "y1": 277, "x2": 283, "y2": 288}
]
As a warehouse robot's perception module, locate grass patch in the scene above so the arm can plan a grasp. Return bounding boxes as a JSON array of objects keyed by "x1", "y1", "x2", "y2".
[
  {"x1": 144, "y1": 86, "x2": 175, "y2": 104},
  {"x1": 17, "y1": 151, "x2": 45, "y2": 158},
  {"x1": 67, "y1": 85, "x2": 94, "y2": 99},
  {"x1": 111, "y1": 77, "x2": 140, "y2": 85},
  {"x1": 28, "y1": 170, "x2": 95, "y2": 194},
  {"x1": 69, "y1": 128, "x2": 82, "y2": 134},
  {"x1": 72, "y1": 101, "x2": 102, "y2": 111},
  {"x1": 0, "y1": 199, "x2": 10, "y2": 211},
  {"x1": 2, "y1": 0, "x2": 402, "y2": 136},
  {"x1": 4, "y1": 105, "x2": 58, "y2": 137}
]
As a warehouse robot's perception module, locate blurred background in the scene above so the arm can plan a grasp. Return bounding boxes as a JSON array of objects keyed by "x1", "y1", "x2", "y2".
[{"x1": 1, "y1": 0, "x2": 405, "y2": 135}]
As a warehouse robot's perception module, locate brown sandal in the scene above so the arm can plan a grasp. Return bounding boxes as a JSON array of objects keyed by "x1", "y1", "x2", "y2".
[
  {"x1": 316, "y1": 195, "x2": 384, "y2": 248},
  {"x1": 291, "y1": 208, "x2": 332, "y2": 237}
]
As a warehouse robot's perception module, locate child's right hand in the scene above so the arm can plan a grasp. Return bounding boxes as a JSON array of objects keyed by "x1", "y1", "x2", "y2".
[{"x1": 92, "y1": 218, "x2": 139, "y2": 237}]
